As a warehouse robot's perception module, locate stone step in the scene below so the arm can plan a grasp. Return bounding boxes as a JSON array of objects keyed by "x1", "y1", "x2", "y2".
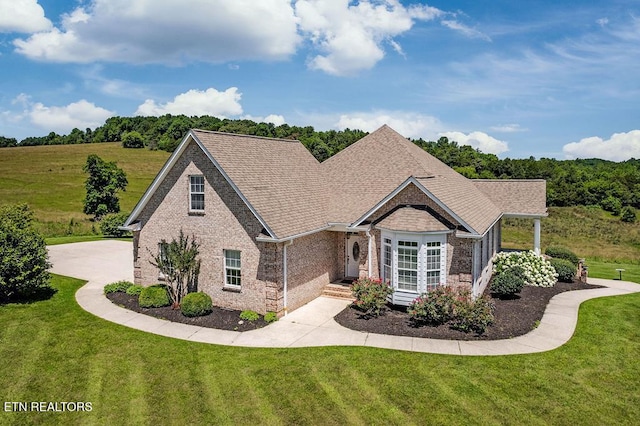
[{"x1": 322, "y1": 283, "x2": 355, "y2": 300}]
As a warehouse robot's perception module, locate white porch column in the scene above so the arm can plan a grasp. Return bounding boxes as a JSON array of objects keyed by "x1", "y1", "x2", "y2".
[{"x1": 534, "y1": 218, "x2": 541, "y2": 255}]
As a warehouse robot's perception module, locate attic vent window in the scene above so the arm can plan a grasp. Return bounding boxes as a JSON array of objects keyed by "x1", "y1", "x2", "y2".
[{"x1": 190, "y1": 175, "x2": 205, "y2": 212}]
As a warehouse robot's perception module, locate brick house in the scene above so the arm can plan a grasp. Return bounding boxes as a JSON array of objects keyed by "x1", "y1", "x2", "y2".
[{"x1": 123, "y1": 125, "x2": 546, "y2": 315}]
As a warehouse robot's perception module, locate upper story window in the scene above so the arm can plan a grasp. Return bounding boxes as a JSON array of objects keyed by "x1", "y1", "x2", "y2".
[{"x1": 189, "y1": 175, "x2": 205, "y2": 212}]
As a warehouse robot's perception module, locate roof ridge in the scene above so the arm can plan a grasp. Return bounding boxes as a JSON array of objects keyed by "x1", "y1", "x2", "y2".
[{"x1": 191, "y1": 129, "x2": 301, "y2": 143}]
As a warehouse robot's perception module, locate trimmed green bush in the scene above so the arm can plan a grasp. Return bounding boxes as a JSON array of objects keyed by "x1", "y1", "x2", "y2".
[
  {"x1": 138, "y1": 285, "x2": 170, "y2": 308},
  {"x1": 408, "y1": 286, "x2": 456, "y2": 325},
  {"x1": 491, "y1": 268, "x2": 526, "y2": 297},
  {"x1": 351, "y1": 277, "x2": 393, "y2": 317},
  {"x1": 264, "y1": 312, "x2": 278, "y2": 323},
  {"x1": 451, "y1": 292, "x2": 495, "y2": 334},
  {"x1": 181, "y1": 292, "x2": 212, "y2": 317},
  {"x1": 239, "y1": 310, "x2": 260, "y2": 321},
  {"x1": 550, "y1": 258, "x2": 576, "y2": 283},
  {"x1": 100, "y1": 212, "x2": 131, "y2": 237},
  {"x1": 104, "y1": 280, "x2": 133, "y2": 294},
  {"x1": 545, "y1": 246, "x2": 579, "y2": 265},
  {"x1": 125, "y1": 284, "x2": 143, "y2": 296},
  {"x1": 409, "y1": 287, "x2": 495, "y2": 334}
]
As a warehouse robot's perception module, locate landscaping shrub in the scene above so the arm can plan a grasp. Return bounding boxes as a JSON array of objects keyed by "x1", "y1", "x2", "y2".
[
  {"x1": 125, "y1": 284, "x2": 144, "y2": 296},
  {"x1": 240, "y1": 310, "x2": 260, "y2": 321},
  {"x1": 550, "y1": 258, "x2": 576, "y2": 283},
  {"x1": 408, "y1": 286, "x2": 457, "y2": 325},
  {"x1": 181, "y1": 292, "x2": 212, "y2": 317},
  {"x1": 100, "y1": 212, "x2": 131, "y2": 237},
  {"x1": 451, "y1": 291, "x2": 495, "y2": 334},
  {"x1": 409, "y1": 286, "x2": 494, "y2": 334},
  {"x1": 138, "y1": 285, "x2": 170, "y2": 308},
  {"x1": 351, "y1": 277, "x2": 393, "y2": 317},
  {"x1": 264, "y1": 312, "x2": 278, "y2": 323},
  {"x1": 491, "y1": 268, "x2": 526, "y2": 297},
  {"x1": 493, "y1": 250, "x2": 558, "y2": 287},
  {"x1": 0, "y1": 204, "x2": 52, "y2": 302},
  {"x1": 545, "y1": 246, "x2": 579, "y2": 265},
  {"x1": 104, "y1": 280, "x2": 133, "y2": 294}
]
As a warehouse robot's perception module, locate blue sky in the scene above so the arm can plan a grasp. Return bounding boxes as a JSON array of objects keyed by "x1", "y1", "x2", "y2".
[{"x1": 0, "y1": 0, "x2": 639, "y2": 160}]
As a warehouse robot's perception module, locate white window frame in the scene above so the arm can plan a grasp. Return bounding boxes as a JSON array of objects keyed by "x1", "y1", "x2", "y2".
[
  {"x1": 381, "y1": 231, "x2": 447, "y2": 296},
  {"x1": 224, "y1": 249, "x2": 241, "y2": 288},
  {"x1": 157, "y1": 241, "x2": 173, "y2": 280},
  {"x1": 382, "y1": 237, "x2": 392, "y2": 283},
  {"x1": 189, "y1": 175, "x2": 205, "y2": 212},
  {"x1": 396, "y1": 239, "x2": 420, "y2": 292}
]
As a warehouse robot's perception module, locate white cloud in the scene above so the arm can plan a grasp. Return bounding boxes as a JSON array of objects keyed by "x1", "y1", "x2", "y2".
[
  {"x1": 440, "y1": 19, "x2": 490, "y2": 41},
  {"x1": 439, "y1": 131, "x2": 509, "y2": 155},
  {"x1": 28, "y1": 100, "x2": 113, "y2": 133},
  {"x1": 490, "y1": 123, "x2": 528, "y2": 133},
  {"x1": 0, "y1": 0, "x2": 52, "y2": 33},
  {"x1": 295, "y1": 0, "x2": 448, "y2": 75},
  {"x1": 336, "y1": 111, "x2": 444, "y2": 139},
  {"x1": 135, "y1": 87, "x2": 243, "y2": 117},
  {"x1": 563, "y1": 130, "x2": 640, "y2": 161},
  {"x1": 13, "y1": 0, "x2": 299, "y2": 64}
]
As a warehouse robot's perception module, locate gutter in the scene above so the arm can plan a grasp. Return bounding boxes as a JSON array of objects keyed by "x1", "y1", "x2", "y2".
[
  {"x1": 365, "y1": 227, "x2": 373, "y2": 277},
  {"x1": 282, "y1": 239, "x2": 294, "y2": 316}
]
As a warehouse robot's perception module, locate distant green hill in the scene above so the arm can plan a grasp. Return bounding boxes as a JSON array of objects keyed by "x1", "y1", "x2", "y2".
[{"x1": 0, "y1": 143, "x2": 169, "y2": 236}]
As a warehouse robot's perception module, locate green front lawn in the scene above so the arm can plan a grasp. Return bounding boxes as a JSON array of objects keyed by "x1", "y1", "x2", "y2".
[{"x1": 1, "y1": 275, "x2": 638, "y2": 425}]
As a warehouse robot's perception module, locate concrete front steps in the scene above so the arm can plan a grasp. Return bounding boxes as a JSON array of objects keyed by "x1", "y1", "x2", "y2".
[{"x1": 322, "y1": 283, "x2": 355, "y2": 300}]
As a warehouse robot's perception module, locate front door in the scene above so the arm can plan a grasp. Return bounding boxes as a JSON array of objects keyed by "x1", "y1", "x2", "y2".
[{"x1": 346, "y1": 235, "x2": 361, "y2": 278}]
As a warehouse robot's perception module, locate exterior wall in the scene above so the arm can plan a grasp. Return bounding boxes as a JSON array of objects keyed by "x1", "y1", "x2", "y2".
[
  {"x1": 367, "y1": 183, "x2": 474, "y2": 293},
  {"x1": 285, "y1": 231, "x2": 342, "y2": 312},
  {"x1": 134, "y1": 140, "x2": 280, "y2": 314}
]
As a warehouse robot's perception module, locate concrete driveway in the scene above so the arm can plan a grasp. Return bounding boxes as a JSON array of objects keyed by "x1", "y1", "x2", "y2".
[{"x1": 47, "y1": 240, "x2": 640, "y2": 355}]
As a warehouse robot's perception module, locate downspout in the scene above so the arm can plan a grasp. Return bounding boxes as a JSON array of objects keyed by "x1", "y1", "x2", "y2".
[
  {"x1": 283, "y1": 239, "x2": 293, "y2": 316},
  {"x1": 365, "y1": 227, "x2": 373, "y2": 277}
]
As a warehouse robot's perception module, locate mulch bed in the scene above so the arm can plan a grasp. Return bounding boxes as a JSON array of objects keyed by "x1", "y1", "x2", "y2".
[
  {"x1": 106, "y1": 292, "x2": 268, "y2": 332},
  {"x1": 334, "y1": 281, "x2": 603, "y2": 341}
]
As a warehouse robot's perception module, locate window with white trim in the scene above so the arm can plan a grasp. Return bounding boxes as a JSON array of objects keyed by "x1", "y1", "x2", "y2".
[
  {"x1": 189, "y1": 175, "x2": 205, "y2": 212},
  {"x1": 224, "y1": 250, "x2": 241, "y2": 288},
  {"x1": 397, "y1": 240, "x2": 419, "y2": 292},
  {"x1": 424, "y1": 241, "x2": 441, "y2": 292},
  {"x1": 382, "y1": 238, "x2": 392, "y2": 283},
  {"x1": 158, "y1": 242, "x2": 173, "y2": 279}
]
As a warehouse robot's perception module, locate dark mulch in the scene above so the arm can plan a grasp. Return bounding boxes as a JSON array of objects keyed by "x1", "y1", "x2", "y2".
[
  {"x1": 106, "y1": 292, "x2": 268, "y2": 332},
  {"x1": 334, "y1": 281, "x2": 603, "y2": 341}
]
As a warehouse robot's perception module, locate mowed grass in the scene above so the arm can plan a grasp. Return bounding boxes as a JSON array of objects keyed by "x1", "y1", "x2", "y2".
[
  {"x1": 0, "y1": 274, "x2": 639, "y2": 425},
  {"x1": 0, "y1": 143, "x2": 169, "y2": 236},
  {"x1": 586, "y1": 259, "x2": 640, "y2": 284},
  {"x1": 502, "y1": 206, "x2": 640, "y2": 263}
]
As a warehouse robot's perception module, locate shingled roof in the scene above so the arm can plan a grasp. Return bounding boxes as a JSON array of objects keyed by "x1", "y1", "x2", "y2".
[
  {"x1": 322, "y1": 125, "x2": 503, "y2": 235},
  {"x1": 473, "y1": 179, "x2": 547, "y2": 217},
  {"x1": 191, "y1": 130, "x2": 329, "y2": 239},
  {"x1": 126, "y1": 125, "x2": 546, "y2": 241}
]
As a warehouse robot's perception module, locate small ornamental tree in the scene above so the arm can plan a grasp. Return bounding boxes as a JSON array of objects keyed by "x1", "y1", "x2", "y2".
[
  {"x1": 149, "y1": 230, "x2": 201, "y2": 308},
  {"x1": 0, "y1": 204, "x2": 52, "y2": 302},
  {"x1": 83, "y1": 154, "x2": 128, "y2": 220}
]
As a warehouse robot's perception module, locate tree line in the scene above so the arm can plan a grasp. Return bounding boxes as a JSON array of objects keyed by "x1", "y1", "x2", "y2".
[{"x1": 1, "y1": 115, "x2": 639, "y2": 216}]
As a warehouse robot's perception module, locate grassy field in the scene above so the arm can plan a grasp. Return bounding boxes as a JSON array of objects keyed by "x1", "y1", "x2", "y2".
[
  {"x1": 502, "y1": 206, "x2": 640, "y2": 263},
  {"x1": 0, "y1": 274, "x2": 638, "y2": 425},
  {"x1": 0, "y1": 143, "x2": 169, "y2": 237}
]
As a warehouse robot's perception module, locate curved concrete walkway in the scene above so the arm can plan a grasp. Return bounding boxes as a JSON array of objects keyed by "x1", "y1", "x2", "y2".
[{"x1": 48, "y1": 240, "x2": 640, "y2": 355}]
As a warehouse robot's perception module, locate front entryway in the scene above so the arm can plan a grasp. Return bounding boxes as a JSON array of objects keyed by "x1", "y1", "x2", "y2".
[{"x1": 346, "y1": 234, "x2": 360, "y2": 278}]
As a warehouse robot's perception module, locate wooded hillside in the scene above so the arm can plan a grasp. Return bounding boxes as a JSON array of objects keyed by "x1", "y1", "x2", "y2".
[{"x1": 2, "y1": 115, "x2": 639, "y2": 214}]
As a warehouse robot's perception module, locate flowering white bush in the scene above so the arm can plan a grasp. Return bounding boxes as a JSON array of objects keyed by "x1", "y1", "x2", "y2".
[{"x1": 493, "y1": 251, "x2": 558, "y2": 287}]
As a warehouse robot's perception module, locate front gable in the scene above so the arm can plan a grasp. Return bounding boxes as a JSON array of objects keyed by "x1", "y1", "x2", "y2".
[{"x1": 124, "y1": 131, "x2": 276, "y2": 238}]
